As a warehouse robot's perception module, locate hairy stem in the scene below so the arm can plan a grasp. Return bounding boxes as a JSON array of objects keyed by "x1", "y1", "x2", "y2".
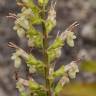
[{"x1": 41, "y1": 6, "x2": 51, "y2": 96}]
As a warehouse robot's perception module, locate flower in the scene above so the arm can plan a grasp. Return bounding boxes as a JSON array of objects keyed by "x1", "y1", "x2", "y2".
[
  {"x1": 11, "y1": 49, "x2": 29, "y2": 68},
  {"x1": 47, "y1": 3, "x2": 56, "y2": 23},
  {"x1": 64, "y1": 61, "x2": 79, "y2": 79},
  {"x1": 66, "y1": 31, "x2": 76, "y2": 47},
  {"x1": 11, "y1": 50, "x2": 22, "y2": 68},
  {"x1": 60, "y1": 31, "x2": 76, "y2": 47},
  {"x1": 45, "y1": 1, "x2": 56, "y2": 33}
]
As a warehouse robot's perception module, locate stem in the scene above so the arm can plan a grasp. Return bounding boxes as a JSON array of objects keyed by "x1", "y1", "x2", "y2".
[{"x1": 41, "y1": 6, "x2": 51, "y2": 96}]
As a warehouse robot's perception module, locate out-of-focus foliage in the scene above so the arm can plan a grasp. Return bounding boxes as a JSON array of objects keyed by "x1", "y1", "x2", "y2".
[
  {"x1": 61, "y1": 82, "x2": 96, "y2": 96},
  {"x1": 81, "y1": 60, "x2": 96, "y2": 73}
]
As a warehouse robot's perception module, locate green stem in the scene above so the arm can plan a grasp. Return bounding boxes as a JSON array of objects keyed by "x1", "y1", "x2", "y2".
[{"x1": 41, "y1": 6, "x2": 51, "y2": 96}]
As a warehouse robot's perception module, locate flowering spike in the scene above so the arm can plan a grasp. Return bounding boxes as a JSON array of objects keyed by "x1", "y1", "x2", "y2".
[{"x1": 9, "y1": 0, "x2": 80, "y2": 96}]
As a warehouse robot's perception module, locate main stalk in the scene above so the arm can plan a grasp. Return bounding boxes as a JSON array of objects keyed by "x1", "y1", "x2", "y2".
[{"x1": 41, "y1": 5, "x2": 51, "y2": 96}]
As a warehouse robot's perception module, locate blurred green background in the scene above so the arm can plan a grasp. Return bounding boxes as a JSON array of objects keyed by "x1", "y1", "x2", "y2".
[{"x1": 0, "y1": 0, "x2": 96, "y2": 96}]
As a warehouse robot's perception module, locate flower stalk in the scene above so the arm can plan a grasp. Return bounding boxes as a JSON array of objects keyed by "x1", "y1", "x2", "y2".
[{"x1": 41, "y1": 5, "x2": 51, "y2": 96}]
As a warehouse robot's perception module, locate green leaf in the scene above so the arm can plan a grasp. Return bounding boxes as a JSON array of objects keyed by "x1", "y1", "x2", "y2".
[
  {"x1": 55, "y1": 83, "x2": 62, "y2": 96},
  {"x1": 27, "y1": 27, "x2": 43, "y2": 48},
  {"x1": 47, "y1": 47, "x2": 61, "y2": 62},
  {"x1": 29, "y1": 80, "x2": 40, "y2": 90},
  {"x1": 26, "y1": 55, "x2": 44, "y2": 73},
  {"x1": 53, "y1": 65, "x2": 65, "y2": 77},
  {"x1": 55, "y1": 76, "x2": 69, "y2": 95},
  {"x1": 45, "y1": 20, "x2": 56, "y2": 33},
  {"x1": 47, "y1": 37, "x2": 64, "y2": 62},
  {"x1": 48, "y1": 37, "x2": 64, "y2": 50},
  {"x1": 26, "y1": 54, "x2": 42, "y2": 65},
  {"x1": 30, "y1": 16, "x2": 43, "y2": 24},
  {"x1": 28, "y1": 65, "x2": 37, "y2": 73}
]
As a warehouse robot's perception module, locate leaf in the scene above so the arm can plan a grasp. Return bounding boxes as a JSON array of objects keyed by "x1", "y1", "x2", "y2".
[
  {"x1": 26, "y1": 55, "x2": 44, "y2": 73},
  {"x1": 47, "y1": 37, "x2": 64, "y2": 62},
  {"x1": 28, "y1": 80, "x2": 40, "y2": 90},
  {"x1": 27, "y1": 27, "x2": 43, "y2": 48},
  {"x1": 47, "y1": 47, "x2": 61, "y2": 62},
  {"x1": 28, "y1": 65, "x2": 37, "y2": 73},
  {"x1": 45, "y1": 20, "x2": 56, "y2": 33},
  {"x1": 48, "y1": 37, "x2": 64, "y2": 50},
  {"x1": 55, "y1": 76, "x2": 69, "y2": 95},
  {"x1": 53, "y1": 65, "x2": 65, "y2": 77},
  {"x1": 30, "y1": 16, "x2": 43, "y2": 24},
  {"x1": 26, "y1": 54, "x2": 42, "y2": 65}
]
